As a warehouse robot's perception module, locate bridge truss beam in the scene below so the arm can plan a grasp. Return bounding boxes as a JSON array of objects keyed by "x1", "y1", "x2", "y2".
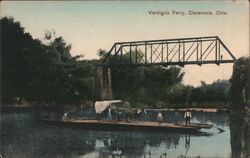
[{"x1": 102, "y1": 36, "x2": 236, "y2": 67}]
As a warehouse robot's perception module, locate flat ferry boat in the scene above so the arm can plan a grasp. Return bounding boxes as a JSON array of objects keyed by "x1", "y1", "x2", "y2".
[
  {"x1": 42, "y1": 118, "x2": 213, "y2": 133},
  {"x1": 42, "y1": 100, "x2": 213, "y2": 134}
]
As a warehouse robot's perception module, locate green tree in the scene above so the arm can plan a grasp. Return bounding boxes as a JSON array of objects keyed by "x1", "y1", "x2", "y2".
[
  {"x1": 230, "y1": 57, "x2": 249, "y2": 107},
  {"x1": 1, "y1": 17, "x2": 51, "y2": 103},
  {"x1": 1, "y1": 17, "x2": 97, "y2": 105}
]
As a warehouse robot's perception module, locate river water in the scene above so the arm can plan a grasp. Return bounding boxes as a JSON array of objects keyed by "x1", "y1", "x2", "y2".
[{"x1": 1, "y1": 110, "x2": 249, "y2": 158}]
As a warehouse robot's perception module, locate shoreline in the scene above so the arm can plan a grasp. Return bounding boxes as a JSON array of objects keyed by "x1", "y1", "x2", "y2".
[
  {"x1": 1, "y1": 106, "x2": 228, "y2": 113},
  {"x1": 143, "y1": 107, "x2": 227, "y2": 112}
]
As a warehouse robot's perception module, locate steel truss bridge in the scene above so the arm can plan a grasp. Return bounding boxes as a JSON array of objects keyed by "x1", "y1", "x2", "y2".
[{"x1": 102, "y1": 36, "x2": 236, "y2": 67}]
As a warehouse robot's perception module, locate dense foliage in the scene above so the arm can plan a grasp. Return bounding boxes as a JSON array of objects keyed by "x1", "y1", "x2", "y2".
[
  {"x1": 230, "y1": 57, "x2": 250, "y2": 107},
  {"x1": 111, "y1": 66, "x2": 184, "y2": 107},
  {"x1": 1, "y1": 17, "x2": 97, "y2": 105},
  {"x1": 190, "y1": 80, "x2": 231, "y2": 106}
]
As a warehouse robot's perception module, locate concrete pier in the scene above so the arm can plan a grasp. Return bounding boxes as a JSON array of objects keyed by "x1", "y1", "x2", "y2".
[{"x1": 95, "y1": 66, "x2": 113, "y2": 100}]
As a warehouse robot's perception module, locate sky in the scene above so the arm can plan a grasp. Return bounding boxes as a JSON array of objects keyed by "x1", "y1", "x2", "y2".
[{"x1": 1, "y1": 1, "x2": 249, "y2": 86}]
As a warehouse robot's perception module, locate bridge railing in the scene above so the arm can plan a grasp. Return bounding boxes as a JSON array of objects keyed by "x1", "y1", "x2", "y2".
[{"x1": 102, "y1": 36, "x2": 236, "y2": 67}]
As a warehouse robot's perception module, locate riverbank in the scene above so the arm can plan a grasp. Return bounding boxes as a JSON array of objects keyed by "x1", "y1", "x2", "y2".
[
  {"x1": 143, "y1": 107, "x2": 227, "y2": 112},
  {"x1": 1, "y1": 105, "x2": 228, "y2": 113},
  {"x1": 1, "y1": 101, "x2": 94, "y2": 113}
]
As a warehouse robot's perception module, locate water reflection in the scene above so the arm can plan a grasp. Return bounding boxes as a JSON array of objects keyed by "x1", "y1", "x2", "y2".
[{"x1": 1, "y1": 111, "x2": 234, "y2": 158}]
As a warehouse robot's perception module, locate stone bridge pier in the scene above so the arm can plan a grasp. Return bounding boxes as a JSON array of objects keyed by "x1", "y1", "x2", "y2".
[{"x1": 95, "y1": 66, "x2": 113, "y2": 100}]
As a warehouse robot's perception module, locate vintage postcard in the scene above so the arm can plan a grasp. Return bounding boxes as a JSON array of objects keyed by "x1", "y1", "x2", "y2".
[{"x1": 1, "y1": 1, "x2": 249, "y2": 158}]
